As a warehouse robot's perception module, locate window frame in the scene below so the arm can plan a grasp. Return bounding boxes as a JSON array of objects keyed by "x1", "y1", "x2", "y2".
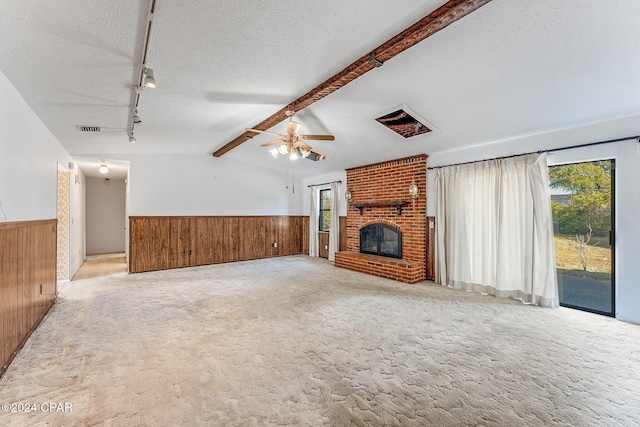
[{"x1": 318, "y1": 188, "x2": 331, "y2": 232}]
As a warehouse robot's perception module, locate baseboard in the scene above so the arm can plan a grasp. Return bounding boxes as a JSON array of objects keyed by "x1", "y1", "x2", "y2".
[{"x1": 615, "y1": 315, "x2": 640, "y2": 325}]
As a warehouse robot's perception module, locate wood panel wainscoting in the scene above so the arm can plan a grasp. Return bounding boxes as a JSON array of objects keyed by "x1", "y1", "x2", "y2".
[
  {"x1": 130, "y1": 215, "x2": 349, "y2": 273},
  {"x1": 129, "y1": 216, "x2": 306, "y2": 273},
  {"x1": 302, "y1": 216, "x2": 347, "y2": 259},
  {"x1": 317, "y1": 217, "x2": 347, "y2": 258},
  {"x1": 427, "y1": 216, "x2": 435, "y2": 280},
  {"x1": 1, "y1": 219, "x2": 57, "y2": 379}
]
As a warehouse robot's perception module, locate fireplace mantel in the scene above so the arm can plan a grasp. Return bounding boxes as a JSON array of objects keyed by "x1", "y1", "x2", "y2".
[{"x1": 353, "y1": 201, "x2": 410, "y2": 215}]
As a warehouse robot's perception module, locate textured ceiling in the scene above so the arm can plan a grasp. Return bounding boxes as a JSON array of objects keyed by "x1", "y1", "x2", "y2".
[{"x1": 1, "y1": 0, "x2": 640, "y2": 178}]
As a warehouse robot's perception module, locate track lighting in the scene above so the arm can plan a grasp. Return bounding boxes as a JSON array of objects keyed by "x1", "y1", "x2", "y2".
[
  {"x1": 99, "y1": 164, "x2": 109, "y2": 174},
  {"x1": 127, "y1": 1, "x2": 157, "y2": 143},
  {"x1": 143, "y1": 68, "x2": 156, "y2": 88}
]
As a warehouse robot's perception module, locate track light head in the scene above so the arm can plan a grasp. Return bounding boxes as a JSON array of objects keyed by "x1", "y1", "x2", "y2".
[
  {"x1": 132, "y1": 111, "x2": 141, "y2": 124},
  {"x1": 128, "y1": 131, "x2": 136, "y2": 144},
  {"x1": 143, "y1": 68, "x2": 156, "y2": 88}
]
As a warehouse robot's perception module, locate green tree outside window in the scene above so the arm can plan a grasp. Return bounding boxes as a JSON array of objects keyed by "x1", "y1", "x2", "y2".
[{"x1": 319, "y1": 189, "x2": 331, "y2": 231}]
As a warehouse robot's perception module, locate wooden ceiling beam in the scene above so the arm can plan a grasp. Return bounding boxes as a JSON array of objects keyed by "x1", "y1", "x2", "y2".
[{"x1": 212, "y1": 0, "x2": 492, "y2": 157}]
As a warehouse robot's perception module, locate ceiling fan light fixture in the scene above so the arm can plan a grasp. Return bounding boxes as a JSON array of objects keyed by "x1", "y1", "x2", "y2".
[
  {"x1": 250, "y1": 110, "x2": 333, "y2": 162},
  {"x1": 143, "y1": 68, "x2": 156, "y2": 88},
  {"x1": 99, "y1": 164, "x2": 109, "y2": 174},
  {"x1": 287, "y1": 120, "x2": 301, "y2": 135}
]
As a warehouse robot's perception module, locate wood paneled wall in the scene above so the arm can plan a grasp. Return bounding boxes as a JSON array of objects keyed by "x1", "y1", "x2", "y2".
[
  {"x1": 1, "y1": 219, "x2": 57, "y2": 378},
  {"x1": 129, "y1": 216, "x2": 305, "y2": 273},
  {"x1": 318, "y1": 233, "x2": 329, "y2": 258},
  {"x1": 340, "y1": 216, "x2": 347, "y2": 253},
  {"x1": 427, "y1": 216, "x2": 435, "y2": 280},
  {"x1": 131, "y1": 215, "x2": 349, "y2": 272},
  {"x1": 302, "y1": 216, "x2": 347, "y2": 258}
]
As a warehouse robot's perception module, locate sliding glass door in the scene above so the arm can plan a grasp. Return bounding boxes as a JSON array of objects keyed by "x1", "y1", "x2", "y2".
[{"x1": 549, "y1": 160, "x2": 614, "y2": 316}]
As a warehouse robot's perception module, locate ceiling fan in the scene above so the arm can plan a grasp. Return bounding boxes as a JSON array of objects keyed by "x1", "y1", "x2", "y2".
[{"x1": 246, "y1": 111, "x2": 334, "y2": 161}]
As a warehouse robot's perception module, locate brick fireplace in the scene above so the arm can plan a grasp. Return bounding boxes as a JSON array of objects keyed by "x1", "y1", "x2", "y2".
[{"x1": 335, "y1": 155, "x2": 427, "y2": 283}]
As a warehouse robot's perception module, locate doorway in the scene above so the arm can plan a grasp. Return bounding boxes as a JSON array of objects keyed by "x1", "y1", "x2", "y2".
[
  {"x1": 85, "y1": 177, "x2": 126, "y2": 256},
  {"x1": 549, "y1": 160, "x2": 614, "y2": 316}
]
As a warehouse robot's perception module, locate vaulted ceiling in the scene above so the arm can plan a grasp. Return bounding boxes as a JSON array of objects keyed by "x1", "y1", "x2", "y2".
[{"x1": 1, "y1": 0, "x2": 639, "y2": 179}]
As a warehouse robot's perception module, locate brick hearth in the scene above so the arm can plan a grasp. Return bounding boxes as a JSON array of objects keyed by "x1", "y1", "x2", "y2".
[
  {"x1": 334, "y1": 251, "x2": 424, "y2": 284},
  {"x1": 335, "y1": 155, "x2": 427, "y2": 283}
]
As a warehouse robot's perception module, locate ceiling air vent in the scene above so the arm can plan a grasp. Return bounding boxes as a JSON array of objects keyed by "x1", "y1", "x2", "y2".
[
  {"x1": 76, "y1": 125, "x2": 102, "y2": 133},
  {"x1": 375, "y1": 106, "x2": 433, "y2": 138}
]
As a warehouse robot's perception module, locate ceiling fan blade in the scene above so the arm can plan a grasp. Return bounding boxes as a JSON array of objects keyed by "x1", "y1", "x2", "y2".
[
  {"x1": 261, "y1": 139, "x2": 283, "y2": 147},
  {"x1": 246, "y1": 128, "x2": 283, "y2": 137},
  {"x1": 300, "y1": 134, "x2": 335, "y2": 141},
  {"x1": 307, "y1": 149, "x2": 327, "y2": 161},
  {"x1": 296, "y1": 140, "x2": 313, "y2": 151}
]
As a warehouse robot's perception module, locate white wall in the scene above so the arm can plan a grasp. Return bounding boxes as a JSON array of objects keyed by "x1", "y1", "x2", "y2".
[
  {"x1": 426, "y1": 115, "x2": 640, "y2": 324},
  {"x1": 302, "y1": 171, "x2": 348, "y2": 217},
  {"x1": 0, "y1": 69, "x2": 85, "y2": 278},
  {"x1": 86, "y1": 178, "x2": 126, "y2": 254},
  {"x1": 125, "y1": 154, "x2": 303, "y2": 216}
]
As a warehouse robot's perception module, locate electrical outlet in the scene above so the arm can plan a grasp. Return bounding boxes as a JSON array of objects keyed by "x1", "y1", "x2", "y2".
[
  {"x1": 272, "y1": 242, "x2": 278, "y2": 248},
  {"x1": 325, "y1": 244, "x2": 328, "y2": 250}
]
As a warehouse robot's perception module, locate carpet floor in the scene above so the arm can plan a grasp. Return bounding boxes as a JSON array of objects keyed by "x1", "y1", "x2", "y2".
[{"x1": 1, "y1": 255, "x2": 639, "y2": 426}]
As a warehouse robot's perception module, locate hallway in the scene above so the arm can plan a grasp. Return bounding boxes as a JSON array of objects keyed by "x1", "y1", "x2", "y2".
[{"x1": 71, "y1": 253, "x2": 127, "y2": 281}]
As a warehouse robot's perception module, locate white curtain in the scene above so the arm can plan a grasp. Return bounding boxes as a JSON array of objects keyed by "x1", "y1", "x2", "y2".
[
  {"x1": 328, "y1": 182, "x2": 340, "y2": 261},
  {"x1": 309, "y1": 186, "x2": 319, "y2": 257},
  {"x1": 435, "y1": 153, "x2": 558, "y2": 307}
]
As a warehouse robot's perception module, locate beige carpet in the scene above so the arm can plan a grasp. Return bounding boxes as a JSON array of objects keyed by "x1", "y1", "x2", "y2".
[{"x1": 1, "y1": 255, "x2": 639, "y2": 426}]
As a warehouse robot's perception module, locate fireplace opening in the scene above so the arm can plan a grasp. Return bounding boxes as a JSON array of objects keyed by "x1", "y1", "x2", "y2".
[{"x1": 360, "y1": 224, "x2": 402, "y2": 259}]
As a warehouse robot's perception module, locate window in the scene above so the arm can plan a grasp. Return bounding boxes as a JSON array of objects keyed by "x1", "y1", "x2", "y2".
[{"x1": 319, "y1": 189, "x2": 331, "y2": 231}]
